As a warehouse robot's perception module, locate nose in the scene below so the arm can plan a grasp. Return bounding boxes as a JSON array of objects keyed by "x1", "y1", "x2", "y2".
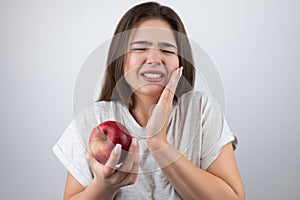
[{"x1": 146, "y1": 48, "x2": 162, "y2": 65}]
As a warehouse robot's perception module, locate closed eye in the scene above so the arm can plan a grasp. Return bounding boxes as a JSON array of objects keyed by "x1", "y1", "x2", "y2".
[
  {"x1": 161, "y1": 49, "x2": 176, "y2": 54},
  {"x1": 130, "y1": 48, "x2": 147, "y2": 51},
  {"x1": 130, "y1": 47, "x2": 176, "y2": 54}
]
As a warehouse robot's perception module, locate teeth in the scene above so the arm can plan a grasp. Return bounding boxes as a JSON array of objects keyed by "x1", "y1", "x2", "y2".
[{"x1": 143, "y1": 73, "x2": 162, "y2": 78}]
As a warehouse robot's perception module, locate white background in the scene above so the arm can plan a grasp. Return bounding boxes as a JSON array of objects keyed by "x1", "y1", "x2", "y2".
[{"x1": 1, "y1": 0, "x2": 299, "y2": 199}]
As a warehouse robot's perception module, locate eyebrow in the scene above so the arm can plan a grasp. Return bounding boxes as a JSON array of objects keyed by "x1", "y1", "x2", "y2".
[{"x1": 130, "y1": 40, "x2": 177, "y2": 49}]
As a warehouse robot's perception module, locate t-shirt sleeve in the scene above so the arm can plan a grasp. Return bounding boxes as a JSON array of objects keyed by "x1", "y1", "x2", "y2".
[
  {"x1": 52, "y1": 119, "x2": 93, "y2": 187},
  {"x1": 200, "y1": 95, "x2": 238, "y2": 170}
]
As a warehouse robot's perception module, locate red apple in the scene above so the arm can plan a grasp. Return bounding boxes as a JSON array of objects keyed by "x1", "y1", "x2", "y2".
[{"x1": 88, "y1": 120, "x2": 132, "y2": 164}]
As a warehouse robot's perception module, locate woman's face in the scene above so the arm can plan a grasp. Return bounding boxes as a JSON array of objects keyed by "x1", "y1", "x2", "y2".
[{"x1": 123, "y1": 19, "x2": 179, "y2": 99}]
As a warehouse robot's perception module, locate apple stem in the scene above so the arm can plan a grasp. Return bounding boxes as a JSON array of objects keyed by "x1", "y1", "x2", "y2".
[{"x1": 97, "y1": 126, "x2": 107, "y2": 141}]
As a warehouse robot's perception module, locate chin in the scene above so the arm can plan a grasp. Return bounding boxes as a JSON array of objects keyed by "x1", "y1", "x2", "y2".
[{"x1": 137, "y1": 85, "x2": 164, "y2": 98}]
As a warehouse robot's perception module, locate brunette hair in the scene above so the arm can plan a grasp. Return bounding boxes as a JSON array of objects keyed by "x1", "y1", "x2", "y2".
[{"x1": 98, "y1": 1, "x2": 195, "y2": 110}]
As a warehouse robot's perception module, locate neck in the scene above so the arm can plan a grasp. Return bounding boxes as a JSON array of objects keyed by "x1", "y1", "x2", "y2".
[{"x1": 130, "y1": 93, "x2": 160, "y2": 127}]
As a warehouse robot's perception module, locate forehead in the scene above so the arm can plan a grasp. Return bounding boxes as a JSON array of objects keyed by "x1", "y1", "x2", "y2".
[{"x1": 130, "y1": 19, "x2": 176, "y2": 44}]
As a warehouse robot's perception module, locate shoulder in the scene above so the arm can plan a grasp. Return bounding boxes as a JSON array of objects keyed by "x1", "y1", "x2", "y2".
[
  {"x1": 73, "y1": 100, "x2": 125, "y2": 132},
  {"x1": 175, "y1": 90, "x2": 225, "y2": 126},
  {"x1": 177, "y1": 90, "x2": 216, "y2": 112},
  {"x1": 93, "y1": 100, "x2": 129, "y2": 123}
]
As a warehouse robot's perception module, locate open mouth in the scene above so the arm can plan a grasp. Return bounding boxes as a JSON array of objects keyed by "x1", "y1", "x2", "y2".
[
  {"x1": 143, "y1": 73, "x2": 162, "y2": 78},
  {"x1": 140, "y1": 71, "x2": 165, "y2": 82}
]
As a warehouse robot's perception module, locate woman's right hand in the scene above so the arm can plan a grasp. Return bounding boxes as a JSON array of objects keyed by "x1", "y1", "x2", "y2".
[{"x1": 86, "y1": 137, "x2": 140, "y2": 193}]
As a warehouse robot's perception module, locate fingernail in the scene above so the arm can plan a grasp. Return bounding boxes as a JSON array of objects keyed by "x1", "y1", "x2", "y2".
[
  {"x1": 132, "y1": 138, "x2": 137, "y2": 147},
  {"x1": 177, "y1": 67, "x2": 183, "y2": 77},
  {"x1": 114, "y1": 144, "x2": 121, "y2": 154}
]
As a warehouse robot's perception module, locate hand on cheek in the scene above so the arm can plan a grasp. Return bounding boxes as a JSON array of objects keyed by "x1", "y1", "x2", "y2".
[{"x1": 146, "y1": 66, "x2": 183, "y2": 151}]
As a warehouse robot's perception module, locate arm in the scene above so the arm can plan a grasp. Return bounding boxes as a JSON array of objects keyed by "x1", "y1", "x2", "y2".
[
  {"x1": 64, "y1": 139, "x2": 139, "y2": 200},
  {"x1": 149, "y1": 141, "x2": 245, "y2": 200},
  {"x1": 63, "y1": 172, "x2": 118, "y2": 200},
  {"x1": 146, "y1": 67, "x2": 245, "y2": 199}
]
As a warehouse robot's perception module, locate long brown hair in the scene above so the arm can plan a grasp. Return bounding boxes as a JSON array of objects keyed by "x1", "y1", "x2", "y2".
[{"x1": 98, "y1": 2, "x2": 195, "y2": 110}]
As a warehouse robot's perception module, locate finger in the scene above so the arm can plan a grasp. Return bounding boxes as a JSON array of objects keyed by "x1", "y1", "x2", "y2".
[
  {"x1": 102, "y1": 144, "x2": 122, "y2": 177},
  {"x1": 128, "y1": 173, "x2": 138, "y2": 185},
  {"x1": 132, "y1": 137, "x2": 139, "y2": 153},
  {"x1": 131, "y1": 138, "x2": 140, "y2": 174},
  {"x1": 131, "y1": 173, "x2": 138, "y2": 183},
  {"x1": 118, "y1": 138, "x2": 140, "y2": 173},
  {"x1": 166, "y1": 66, "x2": 183, "y2": 91},
  {"x1": 146, "y1": 105, "x2": 166, "y2": 137},
  {"x1": 159, "y1": 67, "x2": 183, "y2": 105},
  {"x1": 117, "y1": 173, "x2": 138, "y2": 187},
  {"x1": 118, "y1": 138, "x2": 138, "y2": 172}
]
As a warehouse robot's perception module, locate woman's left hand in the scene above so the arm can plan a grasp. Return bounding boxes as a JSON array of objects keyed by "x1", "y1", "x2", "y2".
[{"x1": 146, "y1": 66, "x2": 183, "y2": 151}]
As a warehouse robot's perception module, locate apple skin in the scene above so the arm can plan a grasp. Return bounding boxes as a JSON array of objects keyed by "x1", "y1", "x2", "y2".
[{"x1": 89, "y1": 121, "x2": 132, "y2": 164}]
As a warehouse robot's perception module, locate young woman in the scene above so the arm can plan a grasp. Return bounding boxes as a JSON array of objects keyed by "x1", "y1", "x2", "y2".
[{"x1": 53, "y1": 2, "x2": 245, "y2": 200}]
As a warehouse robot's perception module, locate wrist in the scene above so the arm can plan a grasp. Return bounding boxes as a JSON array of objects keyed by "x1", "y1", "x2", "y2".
[
  {"x1": 146, "y1": 137, "x2": 169, "y2": 152},
  {"x1": 150, "y1": 143, "x2": 182, "y2": 169}
]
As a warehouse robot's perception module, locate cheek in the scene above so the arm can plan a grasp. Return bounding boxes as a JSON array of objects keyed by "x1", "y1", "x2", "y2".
[
  {"x1": 123, "y1": 55, "x2": 139, "y2": 87},
  {"x1": 124, "y1": 54, "x2": 144, "y2": 74},
  {"x1": 165, "y1": 55, "x2": 179, "y2": 70},
  {"x1": 123, "y1": 56, "x2": 131, "y2": 74}
]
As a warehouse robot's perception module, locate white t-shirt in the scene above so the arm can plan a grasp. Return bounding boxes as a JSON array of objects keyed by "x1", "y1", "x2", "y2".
[{"x1": 53, "y1": 91, "x2": 237, "y2": 199}]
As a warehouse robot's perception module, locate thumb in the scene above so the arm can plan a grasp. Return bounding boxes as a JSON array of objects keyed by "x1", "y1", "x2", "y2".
[{"x1": 102, "y1": 144, "x2": 122, "y2": 176}]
